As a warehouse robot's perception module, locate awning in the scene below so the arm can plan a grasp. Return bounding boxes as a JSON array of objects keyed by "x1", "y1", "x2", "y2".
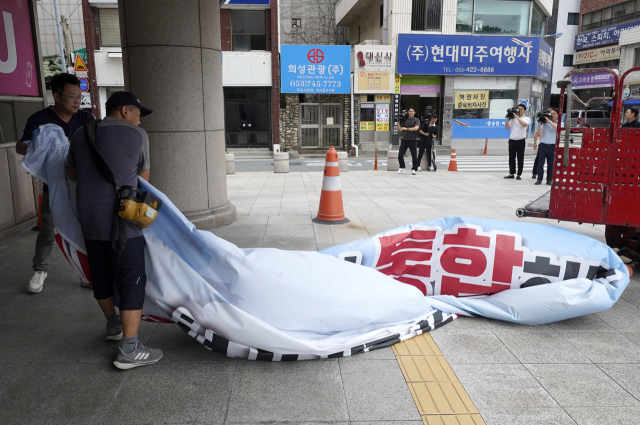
[{"x1": 607, "y1": 99, "x2": 640, "y2": 106}]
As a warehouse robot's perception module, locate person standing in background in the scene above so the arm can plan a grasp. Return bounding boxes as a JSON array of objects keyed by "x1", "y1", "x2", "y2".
[{"x1": 504, "y1": 104, "x2": 531, "y2": 180}]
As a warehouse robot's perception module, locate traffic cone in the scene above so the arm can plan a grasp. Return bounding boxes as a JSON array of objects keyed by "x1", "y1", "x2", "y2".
[
  {"x1": 316, "y1": 146, "x2": 346, "y2": 221},
  {"x1": 448, "y1": 149, "x2": 458, "y2": 172}
]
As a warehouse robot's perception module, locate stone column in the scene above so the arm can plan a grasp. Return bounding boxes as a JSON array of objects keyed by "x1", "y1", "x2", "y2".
[{"x1": 118, "y1": 0, "x2": 236, "y2": 229}]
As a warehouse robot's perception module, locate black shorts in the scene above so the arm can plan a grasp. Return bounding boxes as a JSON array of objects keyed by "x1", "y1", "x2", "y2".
[{"x1": 85, "y1": 237, "x2": 147, "y2": 311}]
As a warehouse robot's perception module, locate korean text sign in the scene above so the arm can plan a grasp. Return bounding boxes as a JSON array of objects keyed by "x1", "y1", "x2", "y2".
[
  {"x1": 455, "y1": 91, "x2": 489, "y2": 109},
  {"x1": 354, "y1": 45, "x2": 395, "y2": 94},
  {"x1": 574, "y1": 19, "x2": 640, "y2": 50},
  {"x1": 281, "y1": 45, "x2": 350, "y2": 94},
  {"x1": 397, "y1": 34, "x2": 552, "y2": 82},
  {"x1": 0, "y1": 0, "x2": 40, "y2": 96}
]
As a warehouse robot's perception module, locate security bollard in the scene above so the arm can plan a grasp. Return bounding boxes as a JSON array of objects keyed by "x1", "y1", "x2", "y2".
[
  {"x1": 225, "y1": 153, "x2": 235, "y2": 175},
  {"x1": 387, "y1": 150, "x2": 399, "y2": 171},
  {"x1": 274, "y1": 152, "x2": 290, "y2": 173},
  {"x1": 337, "y1": 151, "x2": 348, "y2": 173}
]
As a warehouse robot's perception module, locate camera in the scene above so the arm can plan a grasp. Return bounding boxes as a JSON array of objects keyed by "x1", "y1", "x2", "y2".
[
  {"x1": 536, "y1": 112, "x2": 552, "y2": 123},
  {"x1": 506, "y1": 108, "x2": 515, "y2": 119},
  {"x1": 399, "y1": 109, "x2": 409, "y2": 122}
]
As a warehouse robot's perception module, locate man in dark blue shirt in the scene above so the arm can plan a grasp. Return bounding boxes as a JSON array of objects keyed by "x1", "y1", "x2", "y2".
[{"x1": 15, "y1": 73, "x2": 95, "y2": 294}]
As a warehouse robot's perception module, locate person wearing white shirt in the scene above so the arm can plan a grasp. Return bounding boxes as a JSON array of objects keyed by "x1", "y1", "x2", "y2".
[{"x1": 504, "y1": 103, "x2": 531, "y2": 180}]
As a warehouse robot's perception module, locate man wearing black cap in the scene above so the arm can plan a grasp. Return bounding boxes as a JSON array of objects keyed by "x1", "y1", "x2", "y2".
[{"x1": 67, "y1": 91, "x2": 162, "y2": 370}]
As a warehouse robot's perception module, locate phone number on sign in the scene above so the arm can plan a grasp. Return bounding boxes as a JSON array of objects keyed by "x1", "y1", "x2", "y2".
[
  {"x1": 289, "y1": 80, "x2": 342, "y2": 88},
  {"x1": 445, "y1": 67, "x2": 495, "y2": 73}
]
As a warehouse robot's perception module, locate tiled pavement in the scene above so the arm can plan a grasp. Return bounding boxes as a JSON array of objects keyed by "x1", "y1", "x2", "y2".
[{"x1": 1, "y1": 168, "x2": 640, "y2": 424}]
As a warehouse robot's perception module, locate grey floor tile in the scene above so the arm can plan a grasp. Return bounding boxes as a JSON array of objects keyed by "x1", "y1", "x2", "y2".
[
  {"x1": 597, "y1": 363, "x2": 640, "y2": 399},
  {"x1": 210, "y1": 224, "x2": 266, "y2": 237},
  {"x1": 557, "y1": 330, "x2": 640, "y2": 363},
  {"x1": 219, "y1": 236, "x2": 264, "y2": 249},
  {"x1": 338, "y1": 347, "x2": 396, "y2": 363},
  {"x1": 430, "y1": 330, "x2": 519, "y2": 364},
  {"x1": 266, "y1": 224, "x2": 315, "y2": 237},
  {"x1": 0, "y1": 364, "x2": 126, "y2": 425},
  {"x1": 547, "y1": 314, "x2": 613, "y2": 332},
  {"x1": 262, "y1": 236, "x2": 317, "y2": 250},
  {"x1": 595, "y1": 299, "x2": 640, "y2": 332},
  {"x1": 524, "y1": 364, "x2": 640, "y2": 408},
  {"x1": 479, "y1": 407, "x2": 577, "y2": 425},
  {"x1": 563, "y1": 407, "x2": 640, "y2": 425},
  {"x1": 450, "y1": 364, "x2": 558, "y2": 409},
  {"x1": 146, "y1": 323, "x2": 235, "y2": 363},
  {"x1": 623, "y1": 279, "x2": 640, "y2": 308},
  {"x1": 340, "y1": 359, "x2": 420, "y2": 421},
  {"x1": 99, "y1": 362, "x2": 235, "y2": 425},
  {"x1": 226, "y1": 360, "x2": 348, "y2": 423},
  {"x1": 620, "y1": 331, "x2": 640, "y2": 346},
  {"x1": 494, "y1": 329, "x2": 591, "y2": 364}
]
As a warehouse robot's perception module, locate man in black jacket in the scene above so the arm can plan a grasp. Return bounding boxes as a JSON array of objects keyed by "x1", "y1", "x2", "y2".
[
  {"x1": 622, "y1": 107, "x2": 640, "y2": 128},
  {"x1": 397, "y1": 107, "x2": 421, "y2": 175}
]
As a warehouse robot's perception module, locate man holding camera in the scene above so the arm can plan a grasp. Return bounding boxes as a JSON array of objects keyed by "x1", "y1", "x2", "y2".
[
  {"x1": 67, "y1": 92, "x2": 162, "y2": 370},
  {"x1": 533, "y1": 108, "x2": 558, "y2": 186},
  {"x1": 417, "y1": 115, "x2": 438, "y2": 171},
  {"x1": 504, "y1": 104, "x2": 531, "y2": 180},
  {"x1": 397, "y1": 107, "x2": 421, "y2": 175}
]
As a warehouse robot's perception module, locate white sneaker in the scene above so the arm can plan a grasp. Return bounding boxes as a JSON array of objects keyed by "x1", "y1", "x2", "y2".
[
  {"x1": 397, "y1": 168, "x2": 405, "y2": 174},
  {"x1": 418, "y1": 167, "x2": 422, "y2": 171},
  {"x1": 27, "y1": 271, "x2": 47, "y2": 293},
  {"x1": 412, "y1": 170, "x2": 416, "y2": 175}
]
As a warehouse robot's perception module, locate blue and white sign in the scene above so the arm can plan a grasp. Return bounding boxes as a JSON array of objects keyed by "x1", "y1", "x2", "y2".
[
  {"x1": 575, "y1": 19, "x2": 640, "y2": 50},
  {"x1": 281, "y1": 45, "x2": 351, "y2": 94},
  {"x1": 78, "y1": 77, "x2": 89, "y2": 92},
  {"x1": 397, "y1": 34, "x2": 553, "y2": 81},
  {"x1": 452, "y1": 119, "x2": 511, "y2": 139}
]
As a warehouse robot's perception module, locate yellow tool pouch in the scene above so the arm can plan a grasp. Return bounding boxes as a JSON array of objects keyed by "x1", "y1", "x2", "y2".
[{"x1": 117, "y1": 186, "x2": 162, "y2": 228}]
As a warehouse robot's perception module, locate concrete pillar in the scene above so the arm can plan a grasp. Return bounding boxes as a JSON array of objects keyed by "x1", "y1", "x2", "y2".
[
  {"x1": 337, "y1": 151, "x2": 348, "y2": 173},
  {"x1": 387, "y1": 150, "x2": 399, "y2": 171},
  {"x1": 118, "y1": 0, "x2": 236, "y2": 229},
  {"x1": 274, "y1": 152, "x2": 289, "y2": 173},
  {"x1": 225, "y1": 154, "x2": 235, "y2": 175}
]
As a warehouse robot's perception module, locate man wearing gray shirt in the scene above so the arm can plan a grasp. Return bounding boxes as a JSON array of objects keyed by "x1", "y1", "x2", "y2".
[
  {"x1": 533, "y1": 108, "x2": 558, "y2": 186},
  {"x1": 67, "y1": 92, "x2": 162, "y2": 369}
]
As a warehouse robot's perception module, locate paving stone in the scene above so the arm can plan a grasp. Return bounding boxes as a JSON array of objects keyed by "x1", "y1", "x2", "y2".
[
  {"x1": 478, "y1": 407, "x2": 576, "y2": 425},
  {"x1": 524, "y1": 364, "x2": 639, "y2": 407},
  {"x1": 594, "y1": 299, "x2": 640, "y2": 332},
  {"x1": 597, "y1": 363, "x2": 640, "y2": 399},
  {"x1": 146, "y1": 322, "x2": 235, "y2": 363},
  {"x1": 262, "y1": 235, "x2": 317, "y2": 250},
  {"x1": 430, "y1": 330, "x2": 519, "y2": 364},
  {"x1": 0, "y1": 363, "x2": 126, "y2": 425},
  {"x1": 266, "y1": 224, "x2": 315, "y2": 237},
  {"x1": 547, "y1": 314, "x2": 613, "y2": 332},
  {"x1": 99, "y1": 362, "x2": 235, "y2": 425},
  {"x1": 556, "y1": 330, "x2": 640, "y2": 363},
  {"x1": 493, "y1": 329, "x2": 590, "y2": 364},
  {"x1": 217, "y1": 236, "x2": 264, "y2": 249},
  {"x1": 563, "y1": 407, "x2": 640, "y2": 425},
  {"x1": 450, "y1": 364, "x2": 558, "y2": 409},
  {"x1": 340, "y1": 358, "x2": 421, "y2": 421},
  {"x1": 227, "y1": 360, "x2": 348, "y2": 422}
]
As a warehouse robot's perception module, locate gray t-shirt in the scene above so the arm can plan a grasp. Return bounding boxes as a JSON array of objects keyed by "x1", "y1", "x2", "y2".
[
  {"x1": 67, "y1": 117, "x2": 150, "y2": 241},
  {"x1": 400, "y1": 117, "x2": 421, "y2": 141}
]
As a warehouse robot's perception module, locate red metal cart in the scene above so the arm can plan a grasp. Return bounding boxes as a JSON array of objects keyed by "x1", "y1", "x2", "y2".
[{"x1": 517, "y1": 67, "x2": 640, "y2": 267}]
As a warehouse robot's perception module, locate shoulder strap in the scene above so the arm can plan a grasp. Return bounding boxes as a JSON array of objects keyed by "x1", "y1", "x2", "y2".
[{"x1": 84, "y1": 120, "x2": 118, "y2": 192}]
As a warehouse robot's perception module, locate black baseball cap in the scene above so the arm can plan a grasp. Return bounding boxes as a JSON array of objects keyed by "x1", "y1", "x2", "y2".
[{"x1": 105, "y1": 91, "x2": 153, "y2": 116}]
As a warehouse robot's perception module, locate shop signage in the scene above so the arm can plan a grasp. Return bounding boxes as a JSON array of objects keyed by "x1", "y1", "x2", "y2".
[
  {"x1": 574, "y1": 19, "x2": 640, "y2": 50},
  {"x1": 376, "y1": 104, "x2": 389, "y2": 131},
  {"x1": 455, "y1": 91, "x2": 489, "y2": 109},
  {"x1": 281, "y1": 45, "x2": 350, "y2": 94},
  {"x1": 452, "y1": 119, "x2": 510, "y2": 139},
  {"x1": 401, "y1": 76, "x2": 441, "y2": 94},
  {"x1": 394, "y1": 75, "x2": 401, "y2": 94},
  {"x1": 375, "y1": 95, "x2": 391, "y2": 101},
  {"x1": 573, "y1": 46, "x2": 621, "y2": 65},
  {"x1": 572, "y1": 72, "x2": 616, "y2": 89},
  {"x1": 354, "y1": 45, "x2": 395, "y2": 94},
  {"x1": 0, "y1": 0, "x2": 40, "y2": 96},
  {"x1": 397, "y1": 34, "x2": 553, "y2": 82},
  {"x1": 360, "y1": 121, "x2": 375, "y2": 131},
  {"x1": 623, "y1": 84, "x2": 640, "y2": 98}
]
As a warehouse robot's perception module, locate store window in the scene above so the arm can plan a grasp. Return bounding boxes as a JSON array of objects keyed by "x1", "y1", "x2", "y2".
[
  {"x1": 99, "y1": 9, "x2": 121, "y2": 48},
  {"x1": 635, "y1": 48, "x2": 640, "y2": 67},
  {"x1": 474, "y1": 0, "x2": 530, "y2": 35},
  {"x1": 563, "y1": 55, "x2": 574, "y2": 67},
  {"x1": 452, "y1": 89, "x2": 517, "y2": 120},
  {"x1": 567, "y1": 13, "x2": 579, "y2": 25},
  {"x1": 530, "y1": 4, "x2": 545, "y2": 37},
  {"x1": 456, "y1": 0, "x2": 474, "y2": 32},
  {"x1": 232, "y1": 10, "x2": 266, "y2": 51},
  {"x1": 581, "y1": 1, "x2": 640, "y2": 31},
  {"x1": 224, "y1": 88, "x2": 270, "y2": 147},
  {"x1": 411, "y1": 0, "x2": 443, "y2": 31}
]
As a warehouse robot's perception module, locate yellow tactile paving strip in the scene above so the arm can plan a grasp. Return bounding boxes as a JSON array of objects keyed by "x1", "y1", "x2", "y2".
[{"x1": 393, "y1": 333, "x2": 485, "y2": 424}]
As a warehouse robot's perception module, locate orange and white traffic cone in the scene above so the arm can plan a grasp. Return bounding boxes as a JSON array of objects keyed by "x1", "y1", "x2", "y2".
[
  {"x1": 316, "y1": 146, "x2": 346, "y2": 222},
  {"x1": 448, "y1": 149, "x2": 458, "y2": 172}
]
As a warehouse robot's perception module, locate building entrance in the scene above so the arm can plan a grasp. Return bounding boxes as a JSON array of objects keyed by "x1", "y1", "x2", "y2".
[{"x1": 224, "y1": 88, "x2": 271, "y2": 148}]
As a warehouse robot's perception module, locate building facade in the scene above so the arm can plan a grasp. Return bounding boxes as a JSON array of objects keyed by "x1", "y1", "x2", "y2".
[{"x1": 337, "y1": 0, "x2": 554, "y2": 155}]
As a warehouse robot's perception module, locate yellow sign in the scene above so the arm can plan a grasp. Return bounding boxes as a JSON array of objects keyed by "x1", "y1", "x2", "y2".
[
  {"x1": 358, "y1": 71, "x2": 389, "y2": 92},
  {"x1": 73, "y1": 53, "x2": 88, "y2": 72},
  {"x1": 375, "y1": 95, "x2": 391, "y2": 101},
  {"x1": 394, "y1": 75, "x2": 401, "y2": 94},
  {"x1": 376, "y1": 123, "x2": 389, "y2": 131},
  {"x1": 455, "y1": 91, "x2": 489, "y2": 109},
  {"x1": 360, "y1": 121, "x2": 375, "y2": 131}
]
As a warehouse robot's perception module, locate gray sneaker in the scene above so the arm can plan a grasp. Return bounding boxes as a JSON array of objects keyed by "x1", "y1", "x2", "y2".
[
  {"x1": 106, "y1": 321, "x2": 123, "y2": 341},
  {"x1": 113, "y1": 342, "x2": 163, "y2": 370}
]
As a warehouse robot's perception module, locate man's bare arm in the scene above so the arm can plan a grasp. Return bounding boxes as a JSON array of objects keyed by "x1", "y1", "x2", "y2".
[{"x1": 138, "y1": 169, "x2": 150, "y2": 182}]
